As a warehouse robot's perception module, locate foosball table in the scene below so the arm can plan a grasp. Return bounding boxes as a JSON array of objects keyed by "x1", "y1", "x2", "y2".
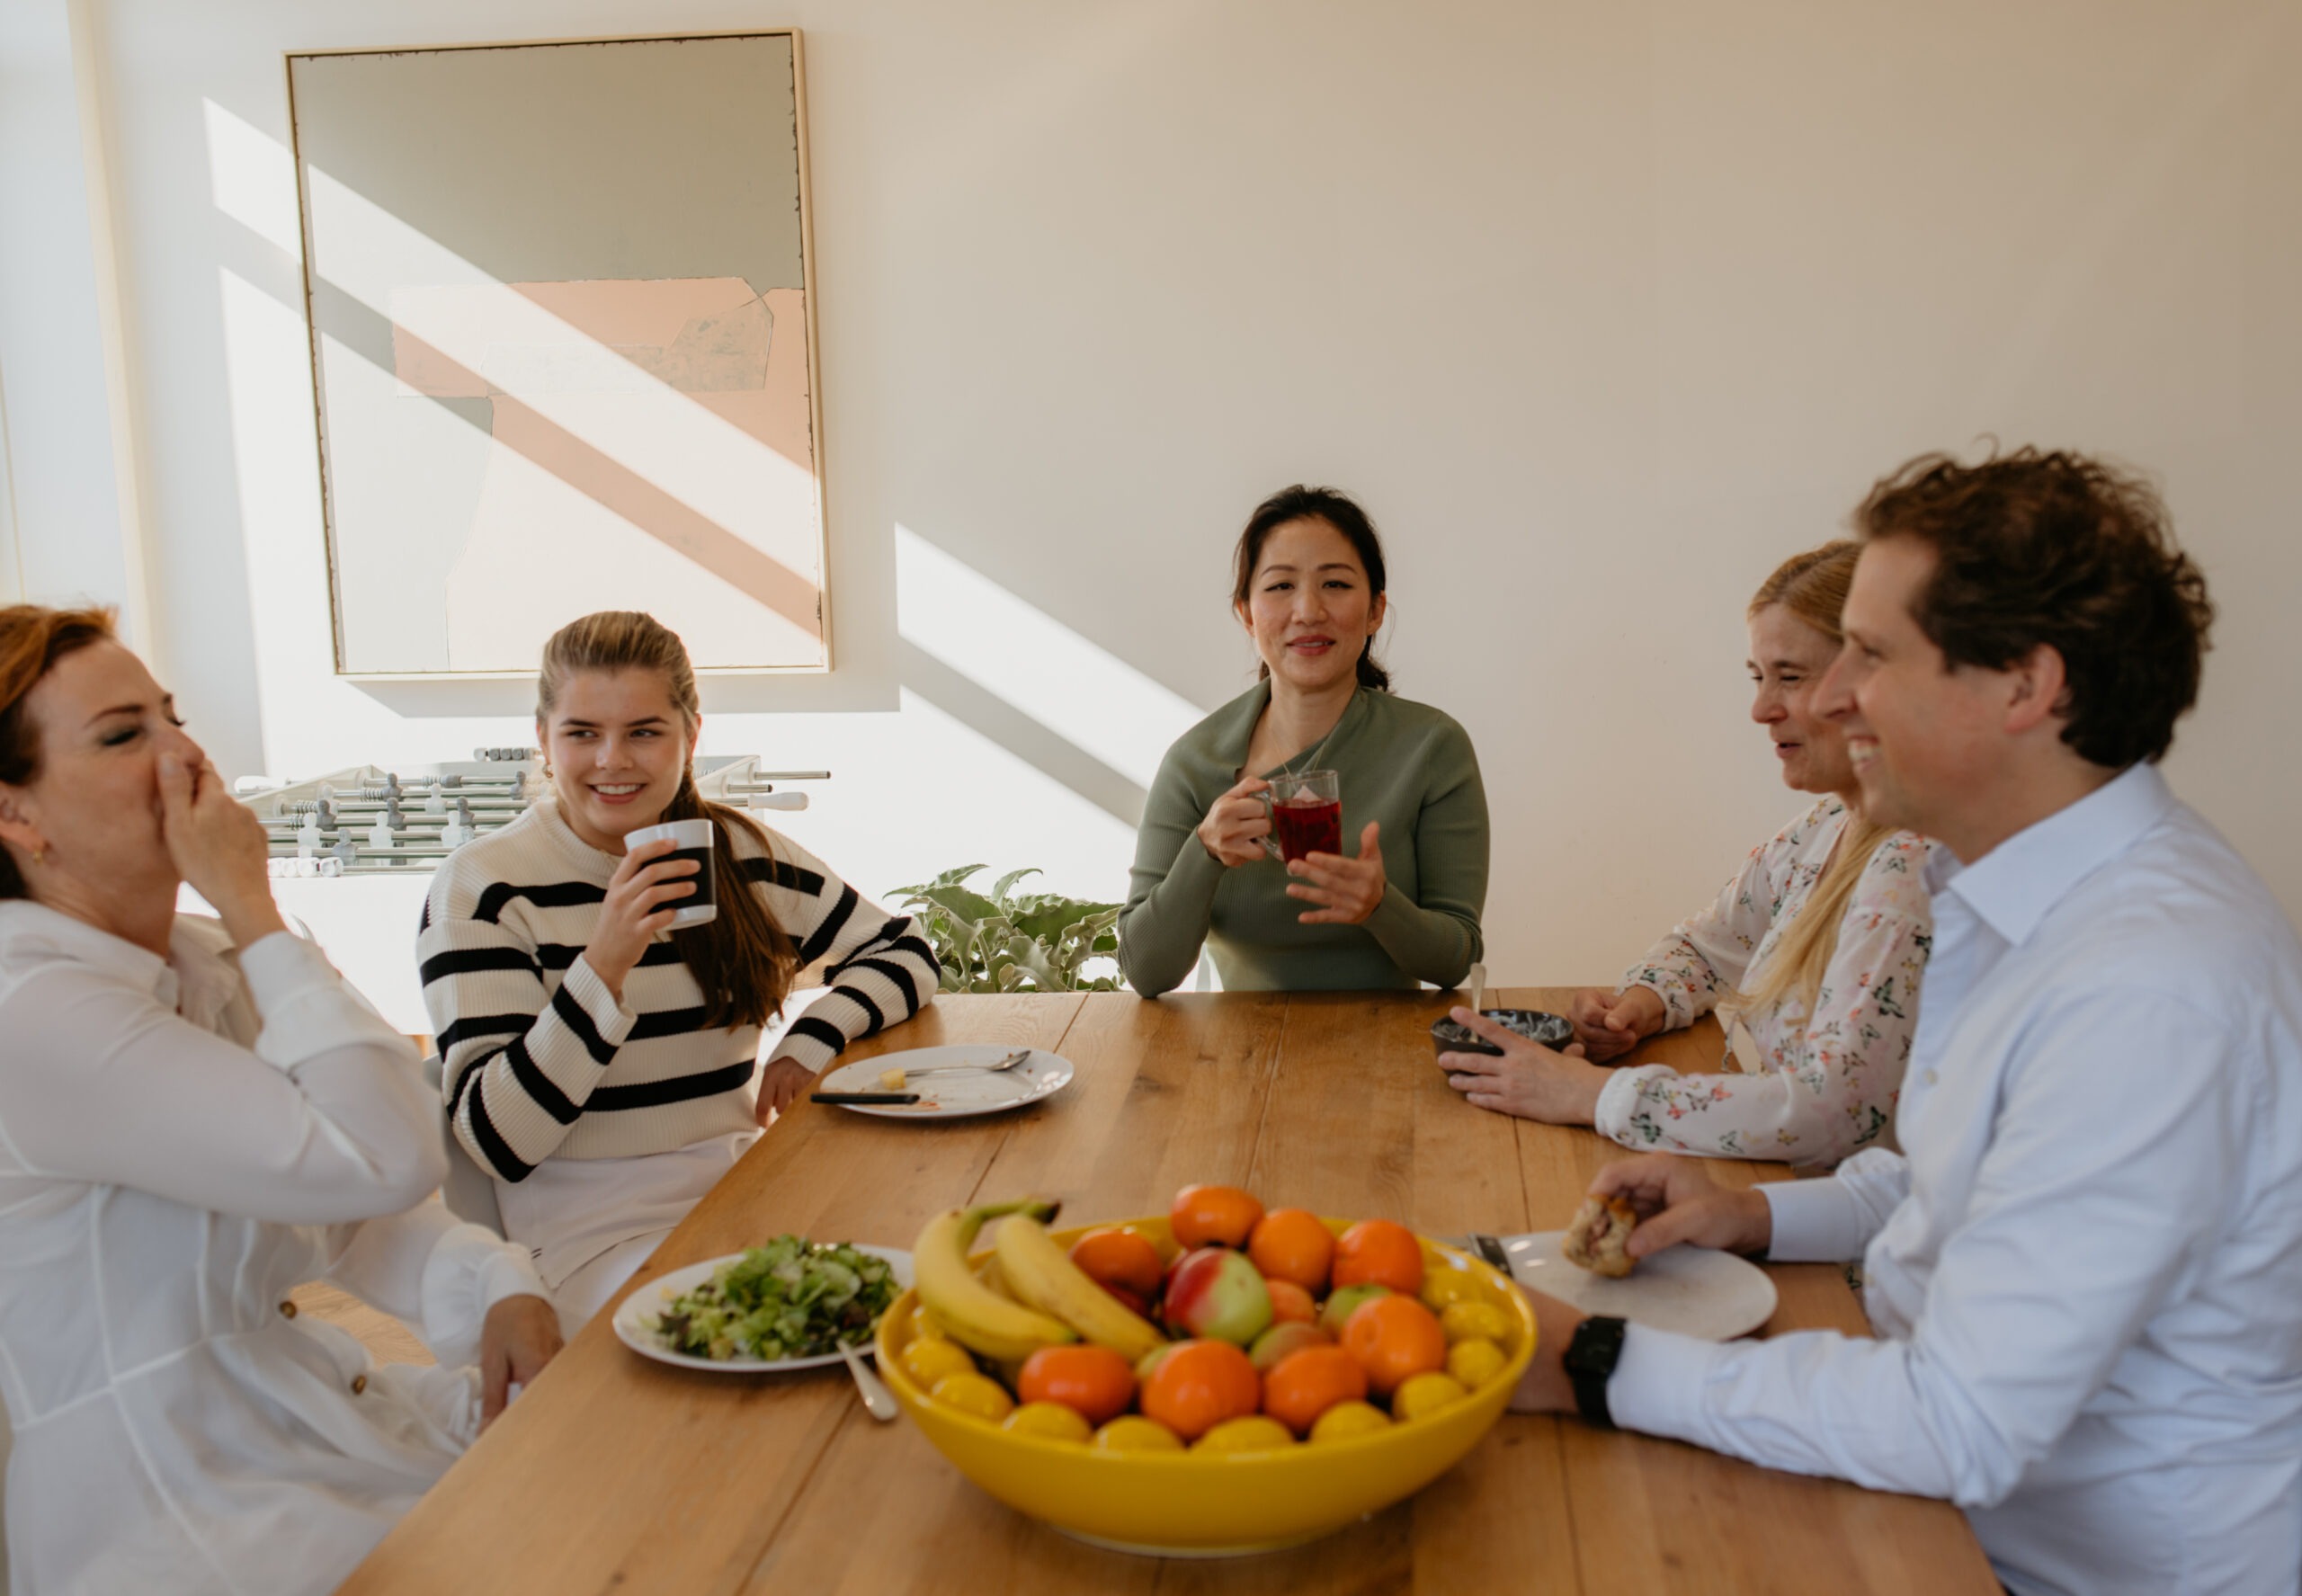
[{"x1": 198, "y1": 752, "x2": 827, "y2": 1031}]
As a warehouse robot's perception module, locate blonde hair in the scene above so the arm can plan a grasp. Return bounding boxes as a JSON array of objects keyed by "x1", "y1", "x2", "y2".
[
  {"x1": 538, "y1": 612, "x2": 796, "y2": 1030},
  {"x1": 1738, "y1": 544, "x2": 1893, "y2": 1018}
]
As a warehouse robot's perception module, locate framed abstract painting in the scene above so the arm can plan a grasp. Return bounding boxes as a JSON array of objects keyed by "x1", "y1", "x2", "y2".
[{"x1": 286, "y1": 31, "x2": 828, "y2": 674}]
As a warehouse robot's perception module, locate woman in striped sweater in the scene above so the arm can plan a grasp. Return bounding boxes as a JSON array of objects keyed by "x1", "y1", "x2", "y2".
[{"x1": 417, "y1": 612, "x2": 938, "y2": 1329}]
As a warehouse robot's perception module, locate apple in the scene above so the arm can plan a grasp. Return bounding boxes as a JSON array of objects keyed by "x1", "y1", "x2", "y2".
[
  {"x1": 1247, "y1": 1320, "x2": 1333, "y2": 1373},
  {"x1": 1163, "y1": 1247, "x2": 1274, "y2": 1346},
  {"x1": 1319, "y1": 1282, "x2": 1391, "y2": 1335}
]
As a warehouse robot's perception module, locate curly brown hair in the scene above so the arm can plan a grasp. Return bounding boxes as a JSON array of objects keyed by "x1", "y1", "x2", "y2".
[{"x1": 1853, "y1": 448, "x2": 2214, "y2": 770}]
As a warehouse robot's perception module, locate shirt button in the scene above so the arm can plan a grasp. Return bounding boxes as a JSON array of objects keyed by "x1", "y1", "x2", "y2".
[
  {"x1": 351, "y1": 1374, "x2": 368, "y2": 1395},
  {"x1": 279, "y1": 1300, "x2": 299, "y2": 1319},
  {"x1": 1925, "y1": 1069, "x2": 1939, "y2": 1085}
]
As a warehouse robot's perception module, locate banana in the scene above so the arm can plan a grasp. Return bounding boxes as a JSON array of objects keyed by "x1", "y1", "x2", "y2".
[
  {"x1": 913, "y1": 1199, "x2": 1076, "y2": 1361},
  {"x1": 994, "y1": 1213, "x2": 1169, "y2": 1363}
]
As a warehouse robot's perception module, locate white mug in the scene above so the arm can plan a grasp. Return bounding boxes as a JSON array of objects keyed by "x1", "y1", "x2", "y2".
[{"x1": 625, "y1": 817, "x2": 718, "y2": 929}]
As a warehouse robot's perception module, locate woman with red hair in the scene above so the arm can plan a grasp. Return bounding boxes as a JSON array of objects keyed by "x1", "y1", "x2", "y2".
[{"x1": 0, "y1": 605, "x2": 561, "y2": 1596}]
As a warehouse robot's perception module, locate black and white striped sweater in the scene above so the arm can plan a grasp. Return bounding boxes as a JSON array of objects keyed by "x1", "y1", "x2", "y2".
[{"x1": 416, "y1": 798, "x2": 938, "y2": 1180}]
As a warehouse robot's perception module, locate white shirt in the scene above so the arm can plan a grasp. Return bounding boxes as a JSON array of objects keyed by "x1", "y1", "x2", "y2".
[
  {"x1": 0, "y1": 902, "x2": 545, "y2": 1596},
  {"x1": 1606, "y1": 764, "x2": 2302, "y2": 1596}
]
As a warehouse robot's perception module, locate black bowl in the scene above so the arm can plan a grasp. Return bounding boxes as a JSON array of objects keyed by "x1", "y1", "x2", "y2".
[{"x1": 1431, "y1": 1007, "x2": 1574, "y2": 1059}]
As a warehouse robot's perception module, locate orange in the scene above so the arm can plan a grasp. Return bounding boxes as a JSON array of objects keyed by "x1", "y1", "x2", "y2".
[
  {"x1": 1341, "y1": 1294, "x2": 1448, "y2": 1396},
  {"x1": 1068, "y1": 1227, "x2": 1165, "y2": 1298},
  {"x1": 1016, "y1": 1344, "x2": 1136, "y2": 1427},
  {"x1": 1266, "y1": 1279, "x2": 1318, "y2": 1325},
  {"x1": 1247, "y1": 1208, "x2": 1336, "y2": 1292},
  {"x1": 1171, "y1": 1184, "x2": 1265, "y2": 1250},
  {"x1": 1261, "y1": 1344, "x2": 1370, "y2": 1436},
  {"x1": 1139, "y1": 1338, "x2": 1261, "y2": 1440},
  {"x1": 1332, "y1": 1218, "x2": 1425, "y2": 1297}
]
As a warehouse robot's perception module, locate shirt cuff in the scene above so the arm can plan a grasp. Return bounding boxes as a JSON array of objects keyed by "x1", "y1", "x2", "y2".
[
  {"x1": 1606, "y1": 1321, "x2": 1733, "y2": 1444},
  {"x1": 240, "y1": 932, "x2": 413, "y2": 1072},
  {"x1": 563, "y1": 954, "x2": 639, "y2": 1048},
  {"x1": 1592, "y1": 1065, "x2": 1669, "y2": 1146},
  {"x1": 1618, "y1": 973, "x2": 1696, "y2": 1031},
  {"x1": 421, "y1": 1219, "x2": 550, "y2": 1369},
  {"x1": 1760, "y1": 1176, "x2": 1876, "y2": 1263}
]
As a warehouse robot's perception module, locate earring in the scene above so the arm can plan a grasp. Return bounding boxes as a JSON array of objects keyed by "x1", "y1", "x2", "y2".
[{"x1": 30, "y1": 844, "x2": 48, "y2": 865}]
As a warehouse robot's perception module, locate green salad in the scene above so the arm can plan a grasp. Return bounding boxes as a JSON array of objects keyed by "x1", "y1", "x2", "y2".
[{"x1": 648, "y1": 1237, "x2": 899, "y2": 1362}]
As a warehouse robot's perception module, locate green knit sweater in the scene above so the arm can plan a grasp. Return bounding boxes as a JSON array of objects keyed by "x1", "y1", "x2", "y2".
[{"x1": 1119, "y1": 682, "x2": 1489, "y2": 994}]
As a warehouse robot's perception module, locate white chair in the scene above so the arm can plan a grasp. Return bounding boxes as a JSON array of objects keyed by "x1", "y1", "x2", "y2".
[{"x1": 420, "y1": 1056, "x2": 505, "y2": 1234}]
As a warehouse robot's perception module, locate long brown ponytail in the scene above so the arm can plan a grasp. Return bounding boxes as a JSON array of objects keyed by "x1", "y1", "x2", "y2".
[
  {"x1": 1737, "y1": 543, "x2": 1893, "y2": 1019},
  {"x1": 538, "y1": 612, "x2": 797, "y2": 1030}
]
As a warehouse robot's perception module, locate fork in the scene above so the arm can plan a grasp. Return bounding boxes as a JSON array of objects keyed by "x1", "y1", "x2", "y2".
[{"x1": 897, "y1": 1048, "x2": 1033, "y2": 1079}]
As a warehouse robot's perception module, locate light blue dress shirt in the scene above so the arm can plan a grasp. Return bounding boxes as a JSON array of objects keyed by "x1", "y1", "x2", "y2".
[{"x1": 1605, "y1": 763, "x2": 2302, "y2": 1596}]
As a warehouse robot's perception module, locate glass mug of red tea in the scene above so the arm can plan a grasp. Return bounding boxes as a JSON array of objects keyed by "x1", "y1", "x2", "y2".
[{"x1": 1263, "y1": 770, "x2": 1343, "y2": 862}]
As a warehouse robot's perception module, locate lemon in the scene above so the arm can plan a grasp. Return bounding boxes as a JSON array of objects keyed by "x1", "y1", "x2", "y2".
[
  {"x1": 1446, "y1": 1337, "x2": 1509, "y2": 1390},
  {"x1": 901, "y1": 1337, "x2": 977, "y2": 1391},
  {"x1": 910, "y1": 1304, "x2": 950, "y2": 1342},
  {"x1": 1438, "y1": 1300, "x2": 1512, "y2": 1346},
  {"x1": 1419, "y1": 1270, "x2": 1486, "y2": 1310},
  {"x1": 1191, "y1": 1415, "x2": 1296, "y2": 1455},
  {"x1": 1391, "y1": 1371, "x2": 1469, "y2": 1422},
  {"x1": 1093, "y1": 1415, "x2": 1184, "y2": 1453},
  {"x1": 1308, "y1": 1400, "x2": 1391, "y2": 1442},
  {"x1": 931, "y1": 1371, "x2": 1015, "y2": 1422},
  {"x1": 1004, "y1": 1402, "x2": 1093, "y2": 1443}
]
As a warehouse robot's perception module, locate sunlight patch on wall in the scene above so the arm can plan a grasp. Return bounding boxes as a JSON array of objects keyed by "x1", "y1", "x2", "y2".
[{"x1": 894, "y1": 524, "x2": 1201, "y2": 791}]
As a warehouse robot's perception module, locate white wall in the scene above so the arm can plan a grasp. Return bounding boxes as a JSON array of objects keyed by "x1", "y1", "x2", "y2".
[{"x1": 7, "y1": 0, "x2": 2300, "y2": 1002}]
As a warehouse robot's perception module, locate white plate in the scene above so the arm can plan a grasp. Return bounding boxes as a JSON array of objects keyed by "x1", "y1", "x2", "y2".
[
  {"x1": 1498, "y1": 1231, "x2": 1778, "y2": 1341},
  {"x1": 816, "y1": 1046, "x2": 1075, "y2": 1119},
  {"x1": 611, "y1": 1245, "x2": 913, "y2": 1372}
]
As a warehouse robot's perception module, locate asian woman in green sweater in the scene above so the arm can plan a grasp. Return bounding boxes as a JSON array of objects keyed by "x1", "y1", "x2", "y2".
[{"x1": 1119, "y1": 486, "x2": 1489, "y2": 994}]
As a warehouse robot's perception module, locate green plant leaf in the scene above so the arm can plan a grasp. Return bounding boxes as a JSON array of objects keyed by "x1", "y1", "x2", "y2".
[{"x1": 989, "y1": 867, "x2": 1043, "y2": 905}]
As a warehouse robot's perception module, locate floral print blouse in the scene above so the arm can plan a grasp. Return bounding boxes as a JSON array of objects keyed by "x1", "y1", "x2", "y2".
[{"x1": 1593, "y1": 796, "x2": 1933, "y2": 1165}]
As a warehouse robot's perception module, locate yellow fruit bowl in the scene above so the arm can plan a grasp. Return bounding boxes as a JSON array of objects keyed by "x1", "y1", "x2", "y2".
[{"x1": 874, "y1": 1216, "x2": 1535, "y2": 1557}]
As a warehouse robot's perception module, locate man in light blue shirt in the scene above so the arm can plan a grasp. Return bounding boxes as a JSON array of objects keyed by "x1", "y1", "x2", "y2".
[{"x1": 1513, "y1": 449, "x2": 2302, "y2": 1595}]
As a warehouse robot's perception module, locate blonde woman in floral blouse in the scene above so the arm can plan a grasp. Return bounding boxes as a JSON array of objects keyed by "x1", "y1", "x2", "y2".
[{"x1": 1440, "y1": 542, "x2": 1932, "y2": 1165}]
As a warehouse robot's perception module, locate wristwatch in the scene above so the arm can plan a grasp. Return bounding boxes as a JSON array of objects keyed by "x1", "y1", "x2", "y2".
[{"x1": 1563, "y1": 1315, "x2": 1628, "y2": 1428}]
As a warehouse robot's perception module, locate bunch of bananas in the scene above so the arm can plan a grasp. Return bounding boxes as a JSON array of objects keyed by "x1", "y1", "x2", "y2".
[{"x1": 913, "y1": 1198, "x2": 1166, "y2": 1363}]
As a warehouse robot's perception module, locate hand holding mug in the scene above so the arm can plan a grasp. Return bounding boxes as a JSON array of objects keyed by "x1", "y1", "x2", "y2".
[
  {"x1": 1567, "y1": 985, "x2": 1666, "y2": 1063},
  {"x1": 1196, "y1": 776, "x2": 1273, "y2": 868},
  {"x1": 584, "y1": 838, "x2": 698, "y2": 998},
  {"x1": 1285, "y1": 820, "x2": 1387, "y2": 924}
]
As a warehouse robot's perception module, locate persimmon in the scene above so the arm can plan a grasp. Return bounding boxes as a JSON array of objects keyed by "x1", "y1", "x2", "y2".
[
  {"x1": 1246, "y1": 1208, "x2": 1335, "y2": 1292},
  {"x1": 1068, "y1": 1226, "x2": 1165, "y2": 1299},
  {"x1": 1017, "y1": 1344, "x2": 1136, "y2": 1427},
  {"x1": 1261, "y1": 1344, "x2": 1370, "y2": 1435},
  {"x1": 1266, "y1": 1279, "x2": 1318, "y2": 1325},
  {"x1": 1171, "y1": 1184, "x2": 1265, "y2": 1250},
  {"x1": 1139, "y1": 1339, "x2": 1260, "y2": 1440},
  {"x1": 1331, "y1": 1217, "x2": 1425, "y2": 1296},
  {"x1": 1341, "y1": 1294, "x2": 1448, "y2": 1396}
]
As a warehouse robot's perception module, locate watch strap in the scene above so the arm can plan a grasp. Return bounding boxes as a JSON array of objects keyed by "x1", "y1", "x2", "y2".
[{"x1": 1564, "y1": 1315, "x2": 1628, "y2": 1428}]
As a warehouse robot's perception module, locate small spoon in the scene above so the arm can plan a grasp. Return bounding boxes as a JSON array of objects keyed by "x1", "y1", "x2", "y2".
[
  {"x1": 839, "y1": 1341, "x2": 898, "y2": 1422},
  {"x1": 1468, "y1": 962, "x2": 1486, "y2": 1017}
]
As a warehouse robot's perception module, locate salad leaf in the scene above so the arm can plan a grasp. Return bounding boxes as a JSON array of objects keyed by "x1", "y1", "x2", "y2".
[{"x1": 647, "y1": 1237, "x2": 898, "y2": 1362}]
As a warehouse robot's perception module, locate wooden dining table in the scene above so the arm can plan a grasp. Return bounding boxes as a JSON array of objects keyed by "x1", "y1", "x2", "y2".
[{"x1": 340, "y1": 989, "x2": 1998, "y2": 1594}]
